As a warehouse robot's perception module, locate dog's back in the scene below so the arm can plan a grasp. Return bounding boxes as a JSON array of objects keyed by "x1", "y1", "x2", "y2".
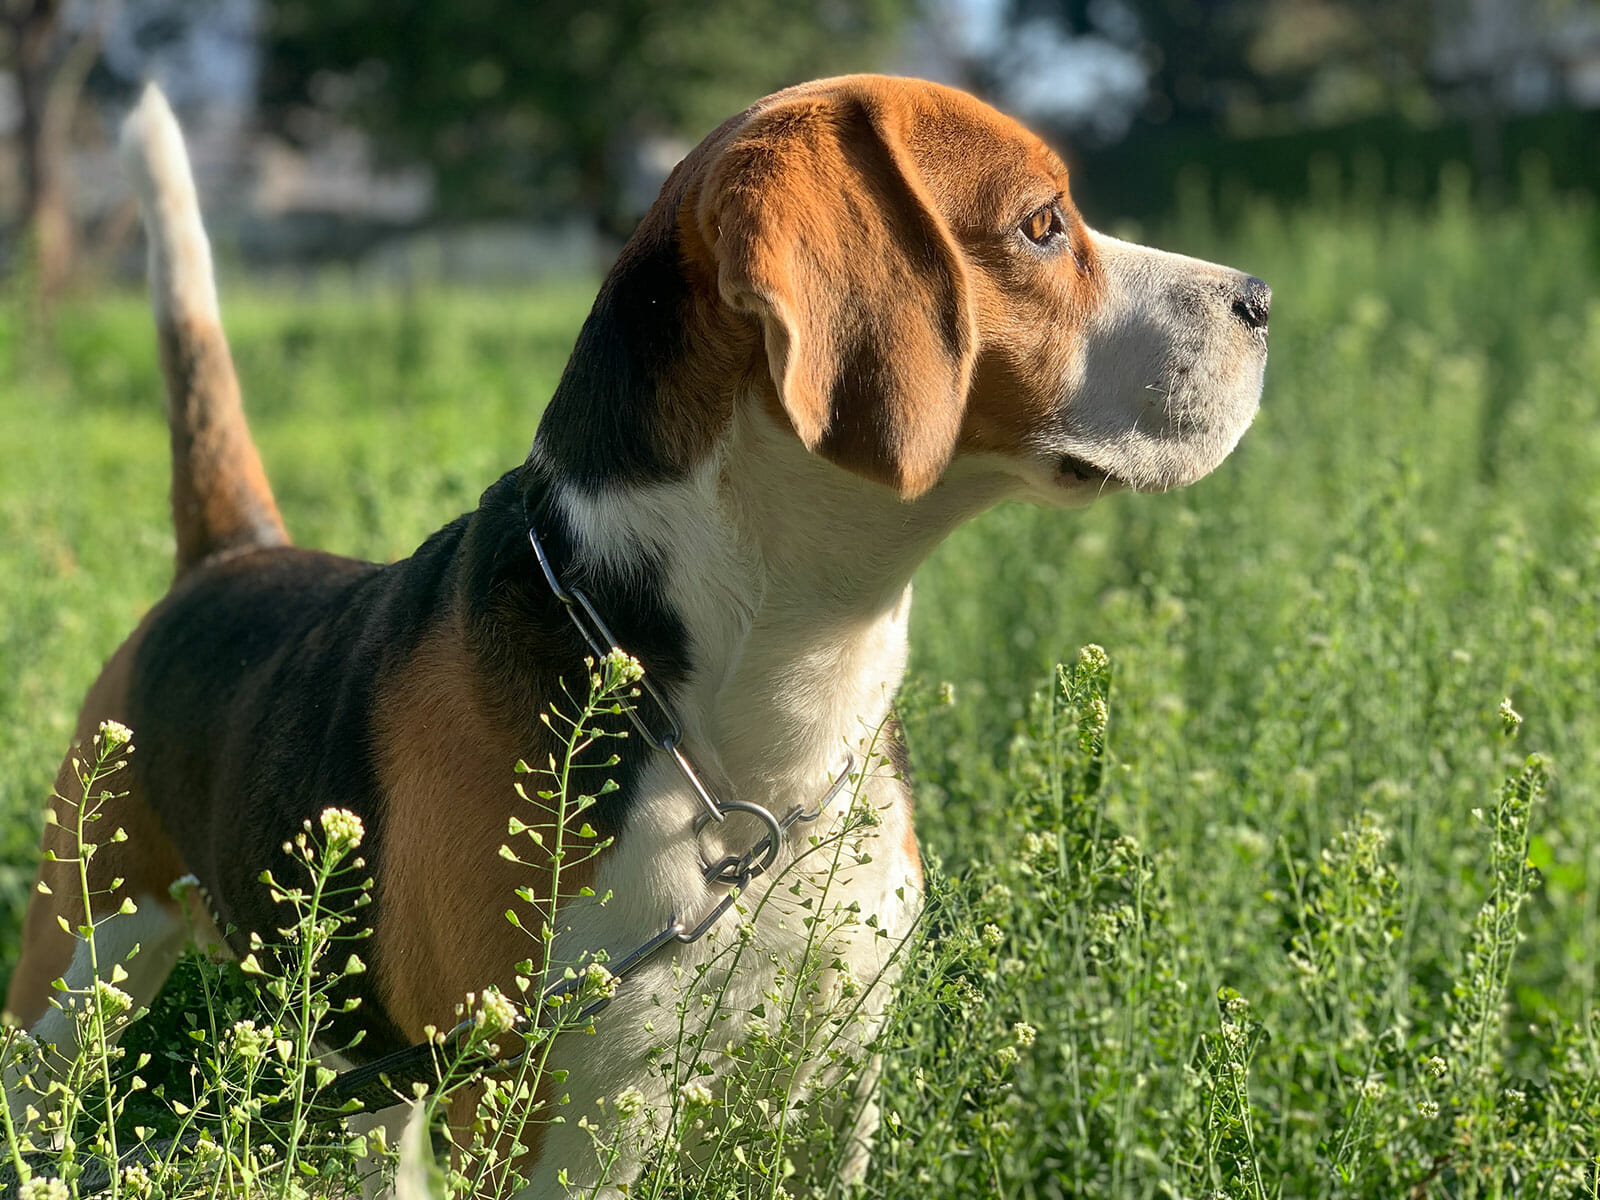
[
  {"x1": 5, "y1": 91, "x2": 652, "y2": 1069},
  {"x1": 5, "y1": 87, "x2": 292, "y2": 1039},
  {"x1": 4, "y1": 88, "x2": 510, "y2": 1053}
]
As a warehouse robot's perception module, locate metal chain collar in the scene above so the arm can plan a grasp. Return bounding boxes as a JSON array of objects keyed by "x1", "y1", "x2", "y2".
[
  {"x1": 277, "y1": 527, "x2": 855, "y2": 1119},
  {"x1": 526, "y1": 525, "x2": 856, "y2": 1018}
]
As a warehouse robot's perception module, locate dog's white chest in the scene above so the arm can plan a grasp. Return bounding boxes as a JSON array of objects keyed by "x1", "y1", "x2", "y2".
[{"x1": 522, "y1": 749, "x2": 922, "y2": 1194}]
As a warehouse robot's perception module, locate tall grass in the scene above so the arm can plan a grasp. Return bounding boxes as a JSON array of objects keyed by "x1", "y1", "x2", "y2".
[{"x1": 3, "y1": 178, "x2": 1599, "y2": 1196}]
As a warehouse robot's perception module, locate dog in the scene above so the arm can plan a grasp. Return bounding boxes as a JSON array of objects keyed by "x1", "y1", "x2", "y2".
[{"x1": 5, "y1": 76, "x2": 1267, "y2": 1194}]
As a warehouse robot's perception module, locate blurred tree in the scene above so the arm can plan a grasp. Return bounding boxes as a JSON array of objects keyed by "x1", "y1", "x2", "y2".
[
  {"x1": 967, "y1": 0, "x2": 1438, "y2": 139},
  {"x1": 258, "y1": 0, "x2": 911, "y2": 230},
  {"x1": 2, "y1": 0, "x2": 110, "y2": 300}
]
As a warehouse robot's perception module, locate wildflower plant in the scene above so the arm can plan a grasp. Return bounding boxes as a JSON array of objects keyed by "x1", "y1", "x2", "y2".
[
  {"x1": 0, "y1": 724, "x2": 387, "y2": 1198},
  {"x1": 1, "y1": 720, "x2": 146, "y2": 1198},
  {"x1": 1447, "y1": 751, "x2": 1550, "y2": 1184},
  {"x1": 1, "y1": 655, "x2": 937, "y2": 1199},
  {"x1": 426, "y1": 650, "x2": 641, "y2": 1199},
  {"x1": 7, "y1": 626, "x2": 1596, "y2": 1200},
  {"x1": 1193, "y1": 988, "x2": 1268, "y2": 1200}
]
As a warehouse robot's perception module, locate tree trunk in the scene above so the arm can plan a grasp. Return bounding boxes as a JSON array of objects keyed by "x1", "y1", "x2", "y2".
[{"x1": 7, "y1": 0, "x2": 103, "y2": 303}]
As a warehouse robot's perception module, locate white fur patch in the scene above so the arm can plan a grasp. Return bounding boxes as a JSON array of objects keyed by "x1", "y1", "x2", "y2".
[{"x1": 1050, "y1": 231, "x2": 1266, "y2": 494}]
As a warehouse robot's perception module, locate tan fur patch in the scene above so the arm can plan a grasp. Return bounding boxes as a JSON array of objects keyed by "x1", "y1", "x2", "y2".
[
  {"x1": 158, "y1": 316, "x2": 287, "y2": 572},
  {"x1": 369, "y1": 627, "x2": 598, "y2": 1041},
  {"x1": 901, "y1": 819, "x2": 923, "y2": 892},
  {"x1": 369, "y1": 627, "x2": 615, "y2": 1169}
]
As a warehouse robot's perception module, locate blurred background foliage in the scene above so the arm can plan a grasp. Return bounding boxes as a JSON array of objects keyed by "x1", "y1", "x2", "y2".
[
  {"x1": 1, "y1": 0, "x2": 1597, "y2": 295},
  {"x1": 257, "y1": 0, "x2": 912, "y2": 229}
]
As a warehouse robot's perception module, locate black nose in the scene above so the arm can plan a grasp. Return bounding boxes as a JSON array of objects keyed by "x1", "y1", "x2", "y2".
[{"x1": 1232, "y1": 276, "x2": 1271, "y2": 330}]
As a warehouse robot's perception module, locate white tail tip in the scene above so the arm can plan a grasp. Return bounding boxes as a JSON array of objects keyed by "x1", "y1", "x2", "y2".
[{"x1": 120, "y1": 83, "x2": 219, "y2": 325}]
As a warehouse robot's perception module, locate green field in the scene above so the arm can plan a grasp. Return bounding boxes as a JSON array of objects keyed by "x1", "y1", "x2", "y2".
[{"x1": 3, "y1": 179, "x2": 1600, "y2": 1197}]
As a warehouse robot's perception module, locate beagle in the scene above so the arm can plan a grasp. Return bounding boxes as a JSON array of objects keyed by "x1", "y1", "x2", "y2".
[{"x1": 4, "y1": 76, "x2": 1267, "y2": 1193}]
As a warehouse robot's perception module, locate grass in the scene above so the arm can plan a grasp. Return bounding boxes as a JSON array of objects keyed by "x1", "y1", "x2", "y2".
[{"x1": 3, "y1": 175, "x2": 1600, "y2": 1197}]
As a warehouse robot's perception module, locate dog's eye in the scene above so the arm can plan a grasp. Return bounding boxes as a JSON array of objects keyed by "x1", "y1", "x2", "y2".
[{"x1": 1022, "y1": 204, "x2": 1063, "y2": 246}]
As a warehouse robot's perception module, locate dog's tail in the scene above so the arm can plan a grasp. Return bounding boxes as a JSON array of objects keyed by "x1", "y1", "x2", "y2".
[{"x1": 121, "y1": 84, "x2": 288, "y2": 574}]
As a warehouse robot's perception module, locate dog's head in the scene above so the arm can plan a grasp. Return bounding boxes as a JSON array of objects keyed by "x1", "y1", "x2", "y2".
[{"x1": 684, "y1": 75, "x2": 1266, "y2": 502}]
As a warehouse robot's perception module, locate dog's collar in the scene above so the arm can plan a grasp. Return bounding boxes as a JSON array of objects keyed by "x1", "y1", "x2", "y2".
[
  {"x1": 527, "y1": 523, "x2": 855, "y2": 883},
  {"x1": 518, "y1": 521, "x2": 858, "y2": 1042}
]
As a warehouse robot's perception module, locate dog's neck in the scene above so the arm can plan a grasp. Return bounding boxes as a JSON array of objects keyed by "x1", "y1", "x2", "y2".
[
  {"x1": 529, "y1": 399, "x2": 1014, "y2": 810},
  {"x1": 519, "y1": 208, "x2": 1019, "y2": 814}
]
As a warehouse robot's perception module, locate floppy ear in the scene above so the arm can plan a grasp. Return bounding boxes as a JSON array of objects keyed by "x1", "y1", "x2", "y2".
[{"x1": 700, "y1": 96, "x2": 976, "y2": 499}]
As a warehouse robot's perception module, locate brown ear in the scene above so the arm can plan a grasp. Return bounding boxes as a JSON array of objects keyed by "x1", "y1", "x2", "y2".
[{"x1": 699, "y1": 93, "x2": 976, "y2": 499}]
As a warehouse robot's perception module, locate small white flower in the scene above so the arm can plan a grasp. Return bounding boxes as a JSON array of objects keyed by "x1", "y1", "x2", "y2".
[
  {"x1": 228, "y1": 1019, "x2": 271, "y2": 1063},
  {"x1": 96, "y1": 720, "x2": 133, "y2": 752},
  {"x1": 1359, "y1": 1076, "x2": 1385, "y2": 1102},
  {"x1": 580, "y1": 961, "x2": 619, "y2": 1002},
  {"x1": 599, "y1": 649, "x2": 645, "y2": 687},
  {"x1": 475, "y1": 988, "x2": 518, "y2": 1038},
  {"x1": 1087, "y1": 696, "x2": 1110, "y2": 730},
  {"x1": 20, "y1": 1178, "x2": 69, "y2": 1200},
  {"x1": 1012, "y1": 1021, "x2": 1037, "y2": 1047},
  {"x1": 1425, "y1": 1054, "x2": 1448, "y2": 1079},
  {"x1": 319, "y1": 807, "x2": 365, "y2": 851},
  {"x1": 120, "y1": 1164, "x2": 153, "y2": 1198},
  {"x1": 981, "y1": 924, "x2": 1004, "y2": 947},
  {"x1": 1087, "y1": 909, "x2": 1122, "y2": 947},
  {"x1": 1498, "y1": 698, "x2": 1522, "y2": 735},
  {"x1": 679, "y1": 1078, "x2": 714, "y2": 1108},
  {"x1": 94, "y1": 979, "x2": 134, "y2": 1018},
  {"x1": 1417, "y1": 1099, "x2": 1440, "y2": 1118},
  {"x1": 1288, "y1": 951, "x2": 1319, "y2": 978},
  {"x1": 614, "y1": 1085, "x2": 647, "y2": 1117}
]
